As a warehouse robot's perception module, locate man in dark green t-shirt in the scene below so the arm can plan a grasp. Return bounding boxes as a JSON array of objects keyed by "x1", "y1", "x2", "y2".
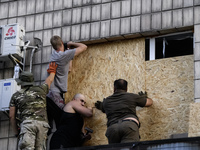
[{"x1": 95, "y1": 79, "x2": 153, "y2": 144}]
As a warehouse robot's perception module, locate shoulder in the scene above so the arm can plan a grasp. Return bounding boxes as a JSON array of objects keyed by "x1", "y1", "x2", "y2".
[
  {"x1": 125, "y1": 92, "x2": 140, "y2": 97},
  {"x1": 68, "y1": 100, "x2": 78, "y2": 107},
  {"x1": 40, "y1": 83, "x2": 48, "y2": 90},
  {"x1": 64, "y1": 101, "x2": 75, "y2": 108},
  {"x1": 64, "y1": 49, "x2": 76, "y2": 55},
  {"x1": 30, "y1": 84, "x2": 48, "y2": 94},
  {"x1": 66, "y1": 48, "x2": 76, "y2": 52},
  {"x1": 63, "y1": 101, "x2": 75, "y2": 112},
  {"x1": 12, "y1": 90, "x2": 24, "y2": 98},
  {"x1": 107, "y1": 92, "x2": 136, "y2": 98},
  {"x1": 10, "y1": 91, "x2": 22, "y2": 106},
  {"x1": 70, "y1": 100, "x2": 83, "y2": 110}
]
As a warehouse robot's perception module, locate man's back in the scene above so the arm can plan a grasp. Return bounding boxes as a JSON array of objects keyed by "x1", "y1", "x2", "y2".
[
  {"x1": 10, "y1": 84, "x2": 49, "y2": 122},
  {"x1": 103, "y1": 92, "x2": 147, "y2": 127},
  {"x1": 50, "y1": 49, "x2": 76, "y2": 93},
  {"x1": 95, "y1": 79, "x2": 153, "y2": 144}
]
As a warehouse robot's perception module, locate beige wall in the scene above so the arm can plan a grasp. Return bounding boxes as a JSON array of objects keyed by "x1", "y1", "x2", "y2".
[{"x1": 65, "y1": 38, "x2": 194, "y2": 146}]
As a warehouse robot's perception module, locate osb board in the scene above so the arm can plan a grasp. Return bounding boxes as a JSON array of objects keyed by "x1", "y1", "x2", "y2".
[
  {"x1": 143, "y1": 55, "x2": 194, "y2": 141},
  {"x1": 65, "y1": 38, "x2": 194, "y2": 146},
  {"x1": 65, "y1": 38, "x2": 146, "y2": 146},
  {"x1": 188, "y1": 102, "x2": 200, "y2": 137}
]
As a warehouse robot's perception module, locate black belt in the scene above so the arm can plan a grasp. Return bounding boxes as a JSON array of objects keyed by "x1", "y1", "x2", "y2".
[{"x1": 122, "y1": 119, "x2": 140, "y2": 128}]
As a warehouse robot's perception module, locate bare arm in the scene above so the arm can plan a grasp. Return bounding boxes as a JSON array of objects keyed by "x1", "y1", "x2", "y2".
[
  {"x1": 9, "y1": 107, "x2": 19, "y2": 135},
  {"x1": 46, "y1": 62, "x2": 58, "y2": 88},
  {"x1": 71, "y1": 101, "x2": 93, "y2": 117},
  {"x1": 45, "y1": 73, "x2": 55, "y2": 89},
  {"x1": 68, "y1": 60, "x2": 72, "y2": 72},
  {"x1": 67, "y1": 42, "x2": 87, "y2": 56},
  {"x1": 82, "y1": 121, "x2": 86, "y2": 134},
  {"x1": 145, "y1": 98, "x2": 153, "y2": 107},
  {"x1": 138, "y1": 91, "x2": 153, "y2": 107}
]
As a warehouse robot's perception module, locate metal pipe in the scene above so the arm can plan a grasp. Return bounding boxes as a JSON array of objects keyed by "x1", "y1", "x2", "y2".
[
  {"x1": 22, "y1": 41, "x2": 30, "y2": 71},
  {"x1": 30, "y1": 48, "x2": 36, "y2": 73}
]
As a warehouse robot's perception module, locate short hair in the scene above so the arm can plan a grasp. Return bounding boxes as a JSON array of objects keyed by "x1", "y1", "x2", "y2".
[
  {"x1": 50, "y1": 35, "x2": 63, "y2": 50},
  {"x1": 114, "y1": 79, "x2": 128, "y2": 91},
  {"x1": 73, "y1": 93, "x2": 84, "y2": 100}
]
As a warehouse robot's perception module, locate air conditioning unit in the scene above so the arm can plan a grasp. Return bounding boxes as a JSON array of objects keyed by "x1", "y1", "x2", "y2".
[
  {"x1": 0, "y1": 23, "x2": 25, "y2": 58},
  {"x1": 0, "y1": 78, "x2": 21, "y2": 111}
]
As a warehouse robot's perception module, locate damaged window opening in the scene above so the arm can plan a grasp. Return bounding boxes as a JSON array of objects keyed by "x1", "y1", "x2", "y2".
[{"x1": 145, "y1": 32, "x2": 194, "y2": 61}]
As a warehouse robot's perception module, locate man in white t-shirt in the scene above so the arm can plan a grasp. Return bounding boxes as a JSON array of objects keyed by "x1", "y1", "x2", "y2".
[{"x1": 47, "y1": 35, "x2": 87, "y2": 130}]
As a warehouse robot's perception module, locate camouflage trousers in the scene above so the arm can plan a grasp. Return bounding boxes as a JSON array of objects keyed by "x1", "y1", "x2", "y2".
[{"x1": 18, "y1": 120, "x2": 50, "y2": 150}]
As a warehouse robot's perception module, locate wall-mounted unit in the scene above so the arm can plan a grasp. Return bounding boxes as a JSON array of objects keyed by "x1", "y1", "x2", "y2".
[
  {"x1": 0, "y1": 78, "x2": 21, "y2": 111},
  {"x1": 0, "y1": 23, "x2": 25, "y2": 58}
]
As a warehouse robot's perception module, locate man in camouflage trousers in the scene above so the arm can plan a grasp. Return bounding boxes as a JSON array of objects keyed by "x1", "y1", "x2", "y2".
[{"x1": 9, "y1": 62, "x2": 57, "y2": 150}]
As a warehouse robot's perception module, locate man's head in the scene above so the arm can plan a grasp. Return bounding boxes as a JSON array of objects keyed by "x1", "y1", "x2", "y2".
[
  {"x1": 15, "y1": 71, "x2": 34, "y2": 86},
  {"x1": 114, "y1": 79, "x2": 128, "y2": 93},
  {"x1": 50, "y1": 35, "x2": 64, "y2": 51},
  {"x1": 73, "y1": 93, "x2": 86, "y2": 106}
]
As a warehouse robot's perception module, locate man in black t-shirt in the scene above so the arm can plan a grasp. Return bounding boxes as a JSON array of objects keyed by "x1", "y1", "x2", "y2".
[{"x1": 95, "y1": 79, "x2": 153, "y2": 144}]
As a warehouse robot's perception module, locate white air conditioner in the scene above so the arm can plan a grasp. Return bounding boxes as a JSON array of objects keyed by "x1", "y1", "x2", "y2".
[
  {"x1": 0, "y1": 78, "x2": 21, "y2": 111},
  {"x1": 0, "y1": 23, "x2": 25, "y2": 58}
]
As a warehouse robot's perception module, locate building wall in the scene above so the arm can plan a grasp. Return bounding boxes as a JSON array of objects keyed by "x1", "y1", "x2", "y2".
[
  {"x1": 0, "y1": 0, "x2": 199, "y2": 149},
  {"x1": 0, "y1": 1, "x2": 198, "y2": 85},
  {"x1": 0, "y1": 112, "x2": 17, "y2": 150},
  {"x1": 66, "y1": 38, "x2": 146, "y2": 145},
  {"x1": 65, "y1": 38, "x2": 194, "y2": 145},
  {"x1": 144, "y1": 55, "x2": 194, "y2": 140}
]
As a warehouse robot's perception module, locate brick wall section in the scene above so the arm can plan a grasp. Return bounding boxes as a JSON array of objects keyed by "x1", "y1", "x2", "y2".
[
  {"x1": 194, "y1": 24, "x2": 200, "y2": 102},
  {"x1": 0, "y1": 0, "x2": 199, "y2": 82},
  {"x1": 0, "y1": 0, "x2": 198, "y2": 44},
  {"x1": 0, "y1": 0, "x2": 200, "y2": 149},
  {"x1": 194, "y1": 0, "x2": 200, "y2": 102}
]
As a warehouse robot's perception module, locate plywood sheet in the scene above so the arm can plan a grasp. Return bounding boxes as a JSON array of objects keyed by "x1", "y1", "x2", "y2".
[
  {"x1": 188, "y1": 102, "x2": 200, "y2": 137},
  {"x1": 65, "y1": 38, "x2": 194, "y2": 146},
  {"x1": 66, "y1": 38, "x2": 146, "y2": 145},
  {"x1": 143, "y1": 55, "x2": 194, "y2": 140}
]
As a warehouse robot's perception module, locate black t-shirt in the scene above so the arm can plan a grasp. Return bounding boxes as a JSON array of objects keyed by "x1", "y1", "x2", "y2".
[
  {"x1": 50, "y1": 112, "x2": 84, "y2": 149},
  {"x1": 102, "y1": 92, "x2": 147, "y2": 127}
]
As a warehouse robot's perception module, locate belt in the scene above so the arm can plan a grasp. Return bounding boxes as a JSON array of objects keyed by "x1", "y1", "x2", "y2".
[
  {"x1": 110, "y1": 119, "x2": 140, "y2": 128},
  {"x1": 122, "y1": 119, "x2": 140, "y2": 128}
]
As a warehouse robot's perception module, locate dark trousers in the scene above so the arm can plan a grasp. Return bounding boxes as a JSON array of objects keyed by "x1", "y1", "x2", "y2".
[
  {"x1": 105, "y1": 120, "x2": 139, "y2": 144},
  {"x1": 46, "y1": 96, "x2": 63, "y2": 133}
]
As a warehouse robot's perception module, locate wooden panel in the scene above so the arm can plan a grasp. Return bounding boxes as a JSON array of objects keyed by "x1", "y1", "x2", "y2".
[
  {"x1": 142, "y1": 55, "x2": 194, "y2": 140},
  {"x1": 64, "y1": 39, "x2": 194, "y2": 145},
  {"x1": 66, "y1": 38, "x2": 146, "y2": 145},
  {"x1": 188, "y1": 102, "x2": 200, "y2": 137}
]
